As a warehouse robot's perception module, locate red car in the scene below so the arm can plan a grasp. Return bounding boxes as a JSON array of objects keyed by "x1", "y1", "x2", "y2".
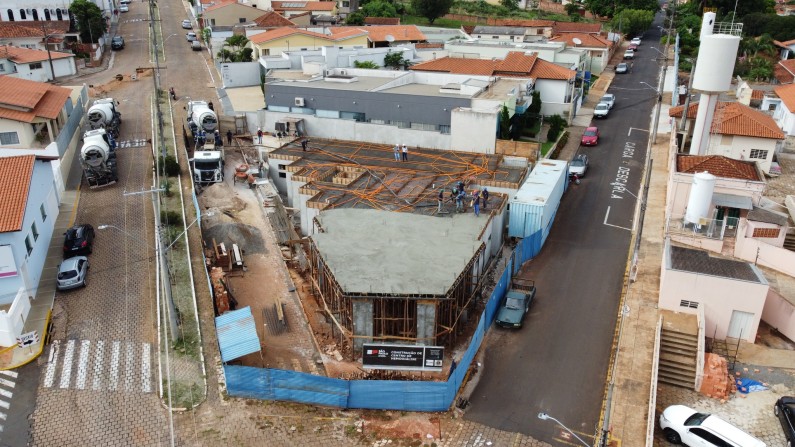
[
  {"x1": 628, "y1": 43, "x2": 639, "y2": 51},
  {"x1": 581, "y1": 127, "x2": 600, "y2": 146}
]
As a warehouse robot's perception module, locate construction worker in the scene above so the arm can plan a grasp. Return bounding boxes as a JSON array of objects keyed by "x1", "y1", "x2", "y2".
[{"x1": 437, "y1": 188, "x2": 444, "y2": 212}]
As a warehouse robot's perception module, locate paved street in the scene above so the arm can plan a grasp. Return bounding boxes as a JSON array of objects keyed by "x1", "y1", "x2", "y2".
[{"x1": 464, "y1": 14, "x2": 669, "y2": 445}]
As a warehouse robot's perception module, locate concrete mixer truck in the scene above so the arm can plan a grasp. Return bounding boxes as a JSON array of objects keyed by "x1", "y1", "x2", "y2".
[
  {"x1": 80, "y1": 128, "x2": 118, "y2": 188},
  {"x1": 87, "y1": 98, "x2": 122, "y2": 138},
  {"x1": 186, "y1": 100, "x2": 217, "y2": 136}
]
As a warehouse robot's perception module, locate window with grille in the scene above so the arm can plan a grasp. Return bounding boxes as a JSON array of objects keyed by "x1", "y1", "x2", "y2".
[
  {"x1": 25, "y1": 235, "x2": 33, "y2": 255},
  {"x1": 0, "y1": 131, "x2": 19, "y2": 145},
  {"x1": 29, "y1": 62, "x2": 42, "y2": 70},
  {"x1": 749, "y1": 149, "x2": 768, "y2": 159},
  {"x1": 31, "y1": 222, "x2": 39, "y2": 241},
  {"x1": 679, "y1": 300, "x2": 699, "y2": 309},
  {"x1": 752, "y1": 227, "x2": 780, "y2": 238}
]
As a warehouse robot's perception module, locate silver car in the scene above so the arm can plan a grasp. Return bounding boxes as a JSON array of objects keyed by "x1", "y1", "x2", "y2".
[
  {"x1": 569, "y1": 154, "x2": 589, "y2": 177},
  {"x1": 57, "y1": 256, "x2": 89, "y2": 291}
]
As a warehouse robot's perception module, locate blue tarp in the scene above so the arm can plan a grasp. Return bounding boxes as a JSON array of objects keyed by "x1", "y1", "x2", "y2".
[
  {"x1": 735, "y1": 378, "x2": 767, "y2": 394},
  {"x1": 215, "y1": 307, "x2": 261, "y2": 362}
]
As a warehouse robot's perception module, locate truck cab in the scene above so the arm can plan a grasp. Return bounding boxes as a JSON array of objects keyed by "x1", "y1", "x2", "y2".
[
  {"x1": 192, "y1": 150, "x2": 225, "y2": 183},
  {"x1": 495, "y1": 279, "x2": 536, "y2": 328}
]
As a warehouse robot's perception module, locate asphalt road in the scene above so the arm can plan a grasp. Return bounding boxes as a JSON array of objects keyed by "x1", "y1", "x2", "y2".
[{"x1": 464, "y1": 13, "x2": 669, "y2": 446}]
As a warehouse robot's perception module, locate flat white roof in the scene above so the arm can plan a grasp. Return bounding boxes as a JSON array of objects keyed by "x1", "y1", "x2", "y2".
[{"x1": 512, "y1": 159, "x2": 568, "y2": 206}]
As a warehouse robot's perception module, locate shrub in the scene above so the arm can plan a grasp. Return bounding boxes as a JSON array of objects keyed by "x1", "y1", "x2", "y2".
[
  {"x1": 158, "y1": 155, "x2": 181, "y2": 176},
  {"x1": 160, "y1": 210, "x2": 182, "y2": 226}
]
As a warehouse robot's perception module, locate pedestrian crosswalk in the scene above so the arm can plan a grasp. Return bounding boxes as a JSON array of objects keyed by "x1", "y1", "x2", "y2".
[
  {"x1": 43, "y1": 340, "x2": 153, "y2": 393},
  {"x1": 0, "y1": 370, "x2": 18, "y2": 433},
  {"x1": 116, "y1": 139, "x2": 147, "y2": 149}
]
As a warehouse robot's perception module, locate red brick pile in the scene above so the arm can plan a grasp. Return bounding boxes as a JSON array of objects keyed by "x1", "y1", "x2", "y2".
[{"x1": 698, "y1": 353, "x2": 733, "y2": 400}]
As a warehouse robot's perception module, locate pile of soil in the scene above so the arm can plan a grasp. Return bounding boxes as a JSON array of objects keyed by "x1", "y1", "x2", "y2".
[
  {"x1": 202, "y1": 219, "x2": 266, "y2": 254},
  {"x1": 201, "y1": 183, "x2": 247, "y2": 212}
]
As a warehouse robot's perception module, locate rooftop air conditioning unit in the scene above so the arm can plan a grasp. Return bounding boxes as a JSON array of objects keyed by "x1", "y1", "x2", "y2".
[{"x1": 294, "y1": 97, "x2": 305, "y2": 106}]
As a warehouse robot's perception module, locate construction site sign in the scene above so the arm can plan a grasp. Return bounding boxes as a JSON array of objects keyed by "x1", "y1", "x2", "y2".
[{"x1": 362, "y1": 343, "x2": 444, "y2": 372}]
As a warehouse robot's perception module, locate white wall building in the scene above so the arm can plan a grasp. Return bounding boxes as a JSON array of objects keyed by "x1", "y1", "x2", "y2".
[{"x1": 0, "y1": 45, "x2": 77, "y2": 81}]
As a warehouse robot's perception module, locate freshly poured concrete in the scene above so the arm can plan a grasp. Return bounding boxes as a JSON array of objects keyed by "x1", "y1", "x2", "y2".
[{"x1": 312, "y1": 209, "x2": 486, "y2": 296}]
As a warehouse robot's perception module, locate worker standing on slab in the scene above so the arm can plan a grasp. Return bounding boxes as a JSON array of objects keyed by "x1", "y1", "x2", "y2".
[
  {"x1": 437, "y1": 188, "x2": 445, "y2": 212},
  {"x1": 472, "y1": 190, "x2": 481, "y2": 217},
  {"x1": 257, "y1": 127, "x2": 263, "y2": 144},
  {"x1": 482, "y1": 188, "x2": 489, "y2": 210},
  {"x1": 456, "y1": 189, "x2": 465, "y2": 212},
  {"x1": 226, "y1": 129, "x2": 233, "y2": 145},
  {"x1": 394, "y1": 144, "x2": 400, "y2": 161},
  {"x1": 301, "y1": 138, "x2": 309, "y2": 151},
  {"x1": 402, "y1": 144, "x2": 408, "y2": 161}
]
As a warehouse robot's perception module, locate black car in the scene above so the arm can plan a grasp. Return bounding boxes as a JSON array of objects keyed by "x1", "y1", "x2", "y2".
[
  {"x1": 775, "y1": 396, "x2": 795, "y2": 447},
  {"x1": 63, "y1": 224, "x2": 95, "y2": 257},
  {"x1": 111, "y1": 36, "x2": 124, "y2": 50}
]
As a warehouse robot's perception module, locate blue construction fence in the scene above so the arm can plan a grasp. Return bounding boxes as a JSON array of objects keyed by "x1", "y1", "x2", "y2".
[{"x1": 223, "y1": 234, "x2": 542, "y2": 411}]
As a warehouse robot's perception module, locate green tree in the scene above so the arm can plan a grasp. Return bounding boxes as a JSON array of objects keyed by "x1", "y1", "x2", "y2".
[
  {"x1": 353, "y1": 60, "x2": 380, "y2": 69},
  {"x1": 361, "y1": 0, "x2": 398, "y2": 17},
  {"x1": 586, "y1": 0, "x2": 658, "y2": 18},
  {"x1": 411, "y1": 0, "x2": 454, "y2": 25},
  {"x1": 70, "y1": 0, "x2": 105, "y2": 43},
  {"x1": 528, "y1": 91, "x2": 542, "y2": 115},
  {"x1": 218, "y1": 35, "x2": 251, "y2": 62},
  {"x1": 499, "y1": 106, "x2": 511, "y2": 139},
  {"x1": 383, "y1": 51, "x2": 406, "y2": 69},
  {"x1": 565, "y1": 2, "x2": 582, "y2": 17},
  {"x1": 346, "y1": 12, "x2": 365, "y2": 25},
  {"x1": 500, "y1": 0, "x2": 519, "y2": 9},
  {"x1": 546, "y1": 114, "x2": 566, "y2": 142},
  {"x1": 611, "y1": 9, "x2": 653, "y2": 38},
  {"x1": 746, "y1": 56, "x2": 774, "y2": 81}
]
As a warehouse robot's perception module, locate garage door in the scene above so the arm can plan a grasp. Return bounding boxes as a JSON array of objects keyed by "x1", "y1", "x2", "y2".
[{"x1": 727, "y1": 310, "x2": 754, "y2": 339}]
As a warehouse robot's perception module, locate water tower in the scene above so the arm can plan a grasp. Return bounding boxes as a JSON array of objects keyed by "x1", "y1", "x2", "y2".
[{"x1": 688, "y1": 12, "x2": 742, "y2": 155}]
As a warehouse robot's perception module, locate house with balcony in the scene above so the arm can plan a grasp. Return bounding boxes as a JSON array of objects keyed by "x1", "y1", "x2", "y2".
[
  {"x1": 0, "y1": 44, "x2": 76, "y2": 82},
  {"x1": 0, "y1": 155, "x2": 59, "y2": 348},
  {"x1": 669, "y1": 101, "x2": 784, "y2": 175},
  {"x1": 409, "y1": 51, "x2": 576, "y2": 119}
]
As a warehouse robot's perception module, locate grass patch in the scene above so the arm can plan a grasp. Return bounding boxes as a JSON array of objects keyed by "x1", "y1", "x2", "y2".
[
  {"x1": 163, "y1": 380, "x2": 204, "y2": 409},
  {"x1": 540, "y1": 141, "x2": 555, "y2": 157}
]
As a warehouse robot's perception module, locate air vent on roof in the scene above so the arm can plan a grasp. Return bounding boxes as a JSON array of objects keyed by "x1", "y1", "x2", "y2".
[{"x1": 294, "y1": 97, "x2": 305, "y2": 106}]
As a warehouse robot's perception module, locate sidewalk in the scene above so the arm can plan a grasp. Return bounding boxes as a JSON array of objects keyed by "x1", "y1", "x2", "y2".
[{"x1": 0, "y1": 188, "x2": 80, "y2": 369}]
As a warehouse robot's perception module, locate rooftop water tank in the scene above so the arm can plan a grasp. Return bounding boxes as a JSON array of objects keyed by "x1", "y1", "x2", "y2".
[{"x1": 685, "y1": 171, "x2": 716, "y2": 224}]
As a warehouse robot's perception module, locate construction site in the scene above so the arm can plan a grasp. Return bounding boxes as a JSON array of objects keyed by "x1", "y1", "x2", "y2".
[{"x1": 198, "y1": 136, "x2": 530, "y2": 378}]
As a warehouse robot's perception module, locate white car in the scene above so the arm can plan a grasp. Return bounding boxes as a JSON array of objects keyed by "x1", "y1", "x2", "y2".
[
  {"x1": 600, "y1": 94, "x2": 615, "y2": 109},
  {"x1": 186, "y1": 32, "x2": 197, "y2": 42},
  {"x1": 630, "y1": 37, "x2": 642, "y2": 46},
  {"x1": 593, "y1": 102, "x2": 610, "y2": 118},
  {"x1": 119, "y1": 4, "x2": 129, "y2": 12},
  {"x1": 623, "y1": 49, "x2": 635, "y2": 59},
  {"x1": 182, "y1": 19, "x2": 192, "y2": 29},
  {"x1": 659, "y1": 405, "x2": 766, "y2": 447}
]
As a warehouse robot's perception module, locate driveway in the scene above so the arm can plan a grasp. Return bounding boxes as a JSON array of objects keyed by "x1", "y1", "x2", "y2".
[{"x1": 464, "y1": 13, "x2": 670, "y2": 445}]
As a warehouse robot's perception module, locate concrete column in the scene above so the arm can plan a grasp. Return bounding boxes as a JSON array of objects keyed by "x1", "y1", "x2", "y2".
[
  {"x1": 352, "y1": 299, "x2": 373, "y2": 353},
  {"x1": 416, "y1": 300, "x2": 436, "y2": 346}
]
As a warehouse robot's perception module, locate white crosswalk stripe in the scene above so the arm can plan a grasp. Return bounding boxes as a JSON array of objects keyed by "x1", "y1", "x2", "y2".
[
  {"x1": 0, "y1": 366, "x2": 18, "y2": 434},
  {"x1": 43, "y1": 339, "x2": 153, "y2": 394}
]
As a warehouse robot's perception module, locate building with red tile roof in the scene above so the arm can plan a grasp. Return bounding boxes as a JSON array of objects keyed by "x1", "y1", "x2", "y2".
[
  {"x1": 0, "y1": 154, "x2": 60, "y2": 312},
  {"x1": 364, "y1": 17, "x2": 400, "y2": 26},
  {"x1": 0, "y1": 45, "x2": 77, "y2": 81},
  {"x1": 0, "y1": 21, "x2": 73, "y2": 51},
  {"x1": 669, "y1": 101, "x2": 784, "y2": 174},
  {"x1": 676, "y1": 154, "x2": 763, "y2": 181},
  {"x1": 203, "y1": 1, "x2": 266, "y2": 27},
  {"x1": 774, "y1": 59, "x2": 795, "y2": 84},
  {"x1": 411, "y1": 52, "x2": 576, "y2": 120},
  {"x1": 271, "y1": 1, "x2": 336, "y2": 17},
  {"x1": 549, "y1": 32, "x2": 613, "y2": 73},
  {"x1": 329, "y1": 25, "x2": 426, "y2": 47},
  {"x1": 248, "y1": 27, "x2": 369, "y2": 58},
  {"x1": 252, "y1": 11, "x2": 297, "y2": 28},
  {"x1": 0, "y1": 75, "x2": 72, "y2": 148},
  {"x1": 552, "y1": 22, "x2": 601, "y2": 34}
]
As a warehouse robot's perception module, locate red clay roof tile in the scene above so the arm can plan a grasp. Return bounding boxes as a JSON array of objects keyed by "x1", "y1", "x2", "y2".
[
  {"x1": 676, "y1": 154, "x2": 762, "y2": 181},
  {"x1": 0, "y1": 155, "x2": 35, "y2": 233}
]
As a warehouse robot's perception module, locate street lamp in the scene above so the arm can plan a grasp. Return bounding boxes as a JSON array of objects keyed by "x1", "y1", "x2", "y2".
[
  {"x1": 537, "y1": 412, "x2": 590, "y2": 447},
  {"x1": 649, "y1": 46, "x2": 667, "y2": 59}
]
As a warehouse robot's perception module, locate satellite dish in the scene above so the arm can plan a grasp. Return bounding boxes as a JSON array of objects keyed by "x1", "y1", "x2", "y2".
[
  {"x1": 572, "y1": 38, "x2": 582, "y2": 46},
  {"x1": 385, "y1": 34, "x2": 395, "y2": 43}
]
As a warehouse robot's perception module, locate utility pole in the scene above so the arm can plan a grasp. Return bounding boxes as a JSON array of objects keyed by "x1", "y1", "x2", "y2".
[
  {"x1": 40, "y1": 22, "x2": 57, "y2": 82},
  {"x1": 678, "y1": 59, "x2": 697, "y2": 152},
  {"x1": 651, "y1": 0, "x2": 677, "y2": 144}
]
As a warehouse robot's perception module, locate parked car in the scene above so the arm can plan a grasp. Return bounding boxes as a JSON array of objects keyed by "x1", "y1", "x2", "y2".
[
  {"x1": 593, "y1": 102, "x2": 610, "y2": 118},
  {"x1": 56, "y1": 256, "x2": 90, "y2": 291},
  {"x1": 775, "y1": 396, "x2": 795, "y2": 447},
  {"x1": 615, "y1": 63, "x2": 629, "y2": 74},
  {"x1": 600, "y1": 94, "x2": 615, "y2": 109},
  {"x1": 495, "y1": 279, "x2": 536, "y2": 328},
  {"x1": 581, "y1": 127, "x2": 600, "y2": 146},
  {"x1": 186, "y1": 32, "x2": 197, "y2": 42},
  {"x1": 569, "y1": 154, "x2": 589, "y2": 177},
  {"x1": 628, "y1": 43, "x2": 639, "y2": 51},
  {"x1": 119, "y1": 4, "x2": 129, "y2": 12},
  {"x1": 631, "y1": 37, "x2": 642, "y2": 46},
  {"x1": 191, "y1": 40, "x2": 201, "y2": 51},
  {"x1": 623, "y1": 49, "x2": 635, "y2": 59},
  {"x1": 120, "y1": 0, "x2": 131, "y2": 3},
  {"x1": 111, "y1": 36, "x2": 124, "y2": 50},
  {"x1": 181, "y1": 19, "x2": 192, "y2": 29},
  {"x1": 659, "y1": 405, "x2": 766, "y2": 447},
  {"x1": 63, "y1": 224, "x2": 95, "y2": 257}
]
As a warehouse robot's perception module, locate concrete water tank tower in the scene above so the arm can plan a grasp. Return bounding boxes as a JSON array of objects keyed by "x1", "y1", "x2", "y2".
[
  {"x1": 685, "y1": 171, "x2": 716, "y2": 224},
  {"x1": 689, "y1": 12, "x2": 742, "y2": 156}
]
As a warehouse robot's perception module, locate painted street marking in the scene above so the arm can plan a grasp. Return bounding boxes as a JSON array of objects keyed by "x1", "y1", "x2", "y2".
[
  {"x1": 0, "y1": 389, "x2": 11, "y2": 399},
  {"x1": 92, "y1": 340, "x2": 105, "y2": 391},
  {"x1": 76, "y1": 340, "x2": 91, "y2": 389},
  {"x1": 59, "y1": 340, "x2": 76, "y2": 389},
  {"x1": 0, "y1": 371, "x2": 18, "y2": 379},
  {"x1": 43, "y1": 340, "x2": 59, "y2": 388},
  {"x1": 125, "y1": 343, "x2": 134, "y2": 392},
  {"x1": 141, "y1": 343, "x2": 151, "y2": 393},
  {"x1": 109, "y1": 341, "x2": 121, "y2": 391},
  {"x1": 0, "y1": 412, "x2": 6, "y2": 420},
  {"x1": 628, "y1": 127, "x2": 649, "y2": 136},
  {"x1": 0, "y1": 401, "x2": 8, "y2": 410},
  {"x1": 116, "y1": 139, "x2": 147, "y2": 149},
  {"x1": 0, "y1": 378, "x2": 16, "y2": 389},
  {"x1": 604, "y1": 206, "x2": 632, "y2": 231}
]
